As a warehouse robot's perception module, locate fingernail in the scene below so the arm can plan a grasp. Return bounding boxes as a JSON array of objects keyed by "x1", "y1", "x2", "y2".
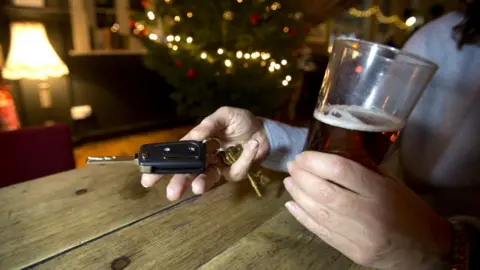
[
  {"x1": 284, "y1": 177, "x2": 293, "y2": 190},
  {"x1": 285, "y1": 201, "x2": 297, "y2": 215},
  {"x1": 141, "y1": 179, "x2": 151, "y2": 188},
  {"x1": 287, "y1": 161, "x2": 293, "y2": 171},
  {"x1": 295, "y1": 153, "x2": 304, "y2": 162},
  {"x1": 248, "y1": 140, "x2": 259, "y2": 150}
]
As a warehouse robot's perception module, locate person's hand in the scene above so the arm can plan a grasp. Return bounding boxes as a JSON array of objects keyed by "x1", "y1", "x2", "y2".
[
  {"x1": 141, "y1": 106, "x2": 270, "y2": 201},
  {"x1": 284, "y1": 151, "x2": 452, "y2": 270}
]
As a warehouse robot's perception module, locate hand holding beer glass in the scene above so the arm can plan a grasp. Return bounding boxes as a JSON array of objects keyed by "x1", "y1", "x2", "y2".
[{"x1": 304, "y1": 38, "x2": 438, "y2": 171}]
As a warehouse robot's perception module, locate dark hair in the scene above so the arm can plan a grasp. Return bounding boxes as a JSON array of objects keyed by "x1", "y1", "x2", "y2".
[{"x1": 453, "y1": 0, "x2": 480, "y2": 49}]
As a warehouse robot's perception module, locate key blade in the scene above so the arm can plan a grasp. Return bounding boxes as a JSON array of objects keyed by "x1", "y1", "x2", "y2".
[{"x1": 86, "y1": 155, "x2": 138, "y2": 165}]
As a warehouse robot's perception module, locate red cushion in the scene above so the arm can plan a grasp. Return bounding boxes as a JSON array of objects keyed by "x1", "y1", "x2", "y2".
[{"x1": 0, "y1": 124, "x2": 75, "y2": 188}]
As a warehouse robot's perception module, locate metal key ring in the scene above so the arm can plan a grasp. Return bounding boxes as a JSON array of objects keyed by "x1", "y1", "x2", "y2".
[{"x1": 202, "y1": 137, "x2": 227, "y2": 155}]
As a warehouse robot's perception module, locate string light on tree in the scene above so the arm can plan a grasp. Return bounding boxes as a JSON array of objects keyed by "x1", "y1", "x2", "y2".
[
  {"x1": 164, "y1": 0, "x2": 171, "y2": 3},
  {"x1": 236, "y1": 51, "x2": 243, "y2": 58},
  {"x1": 252, "y1": 52, "x2": 260, "y2": 59},
  {"x1": 223, "y1": 11, "x2": 234, "y2": 21},
  {"x1": 135, "y1": 23, "x2": 145, "y2": 31},
  {"x1": 275, "y1": 63, "x2": 281, "y2": 70},
  {"x1": 147, "y1": 11, "x2": 155, "y2": 20},
  {"x1": 244, "y1": 53, "x2": 251, "y2": 59},
  {"x1": 149, "y1": 33, "x2": 158, "y2": 40},
  {"x1": 283, "y1": 26, "x2": 289, "y2": 33},
  {"x1": 243, "y1": 63, "x2": 249, "y2": 68},
  {"x1": 172, "y1": 45, "x2": 178, "y2": 51},
  {"x1": 261, "y1": 61, "x2": 267, "y2": 67},
  {"x1": 187, "y1": 12, "x2": 193, "y2": 18},
  {"x1": 237, "y1": 0, "x2": 243, "y2": 3},
  {"x1": 225, "y1": 59, "x2": 232, "y2": 67},
  {"x1": 217, "y1": 48, "x2": 224, "y2": 55},
  {"x1": 281, "y1": 59, "x2": 287, "y2": 65},
  {"x1": 282, "y1": 80, "x2": 289, "y2": 86},
  {"x1": 174, "y1": 16, "x2": 181, "y2": 22},
  {"x1": 201, "y1": 52, "x2": 207, "y2": 59},
  {"x1": 268, "y1": 66, "x2": 275, "y2": 72},
  {"x1": 186, "y1": 36, "x2": 193, "y2": 43},
  {"x1": 166, "y1": 35, "x2": 174, "y2": 42},
  {"x1": 271, "y1": 2, "x2": 281, "y2": 10},
  {"x1": 261, "y1": 52, "x2": 271, "y2": 60},
  {"x1": 348, "y1": 5, "x2": 409, "y2": 29},
  {"x1": 286, "y1": 75, "x2": 292, "y2": 81},
  {"x1": 174, "y1": 35, "x2": 181, "y2": 42},
  {"x1": 167, "y1": 43, "x2": 173, "y2": 48}
]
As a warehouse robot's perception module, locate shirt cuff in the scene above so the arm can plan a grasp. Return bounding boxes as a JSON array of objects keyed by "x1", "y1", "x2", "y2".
[{"x1": 261, "y1": 118, "x2": 308, "y2": 172}]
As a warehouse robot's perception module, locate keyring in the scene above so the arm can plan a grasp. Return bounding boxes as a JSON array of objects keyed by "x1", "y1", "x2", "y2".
[{"x1": 202, "y1": 137, "x2": 228, "y2": 155}]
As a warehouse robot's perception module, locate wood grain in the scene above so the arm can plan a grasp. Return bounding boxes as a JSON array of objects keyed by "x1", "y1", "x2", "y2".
[
  {"x1": 199, "y1": 210, "x2": 370, "y2": 270},
  {"x1": 0, "y1": 164, "x2": 194, "y2": 269},
  {"x1": 32, "y1": 171, "x2": 290, "y2": 269}
]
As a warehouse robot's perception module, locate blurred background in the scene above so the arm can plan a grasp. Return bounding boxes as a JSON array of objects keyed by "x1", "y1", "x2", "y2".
[{"x1": 0, "y1": 0, "x2": 455, "y2": 186}]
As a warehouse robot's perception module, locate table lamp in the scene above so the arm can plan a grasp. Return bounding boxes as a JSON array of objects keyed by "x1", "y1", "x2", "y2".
[{"x1": 2, "y1": 22, "x2": 69, "y2": 109}]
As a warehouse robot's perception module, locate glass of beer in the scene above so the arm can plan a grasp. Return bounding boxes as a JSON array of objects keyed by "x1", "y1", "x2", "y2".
[{"x1": 305, "y1": 38, "x2": 438, "y2": 171}]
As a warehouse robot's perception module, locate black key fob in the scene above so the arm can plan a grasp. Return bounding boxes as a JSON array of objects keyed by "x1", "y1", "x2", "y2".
[{"x1": 138, "y1": 141, "x2": 206, "y2": 174}]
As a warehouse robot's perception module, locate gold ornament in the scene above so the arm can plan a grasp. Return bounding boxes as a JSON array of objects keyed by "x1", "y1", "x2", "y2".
[{"x1": 223, "y1": 11, "x2": 234, "y2": 21}]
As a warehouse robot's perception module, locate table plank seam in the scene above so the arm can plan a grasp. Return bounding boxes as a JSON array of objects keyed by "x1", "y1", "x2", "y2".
[
  {"x1": 21, "y1": 195, "x2": 200, "y2": 270},
  {"x1": 196, "y1": 207, "x2": 285, "y2": 269}
]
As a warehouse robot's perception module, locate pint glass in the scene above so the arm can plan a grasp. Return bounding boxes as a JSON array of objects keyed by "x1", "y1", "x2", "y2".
[{"x1": 304, "y1": 38, "x2": 438, "y2": 171}]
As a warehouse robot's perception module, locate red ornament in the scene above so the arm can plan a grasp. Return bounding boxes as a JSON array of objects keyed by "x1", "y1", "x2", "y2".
[
  {"x1": 129, "y1": 20, "x2": 136, "y2": 29},
  {"x1": 141, "y1": 0, "x2": 150, "y2": 8},
  {"x1": 250, "y1": 13, "x2": 260, "y2": 25},
  {"x1": 175, "y1": 60, "x2": 184, "y2": 68},
  {"x1": 186, "y1": 69, "x2": 197, "y2": 79}
]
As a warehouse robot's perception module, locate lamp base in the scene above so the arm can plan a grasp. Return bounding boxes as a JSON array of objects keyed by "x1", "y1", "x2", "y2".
[{"x1": 38, "y1": 82, "x2": 52, "y2": 108}]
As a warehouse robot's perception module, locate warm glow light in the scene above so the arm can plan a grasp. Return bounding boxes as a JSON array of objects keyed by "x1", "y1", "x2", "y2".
[
  {"x1": 166, "y1": 35, "x2": 174, "y2": 42},
  {"x1": 270, "y1": 61, "x2": 276, "y2": 67},
  {"x1": 3, "y1": 22, "x2": 69, "y2": 80},
  {"x1": 252, "y1": 52, "x2": 260, "y2": 59},
  {"x1": 282, "y1": 80, "x2": 288, "y2": 86},
  {"x1": 147, "y1": 11, "x2": 155, "y2": 20},
  {"x1": 271, "y1": 2, "x2": 281, "y2": 10},
  {"x1": 149, "y1": 33, "x2": 158, "y2": 40},
  {"x1": 201, "y1": 52, "x2": 207, "y2": 59},
  {"x1": 111, "y1": 23, "x2": 120, "y2": 33},
  {"x1": 286, "y1": 75, "x2": 292, "y2": 81},
  {"x1": 281, "y1": 59, "x2": 287, "y2": 65},
  {"x1": 187, "y1": 12, "x2": 193, "y2": 18},
  {"x1": 167, "y1": 43, "x2": 173, "y2": 48},
  {"x1": 225, "y1": 59, "x2": 232, "y2": 67},
  {"x1": 236, "y1": 51, "x2": 243, "y2": 58},
  {"x1": 283, "y1": 27, "x2": 289, "y2": 33},
  {"x1": 244, "y1": 53, "x2": 251, "y2": 59},
  {"x1": 261, "y1": 52, "x2": 271, "y2": 60},
  {"x1": 136, "y1": 23, "x2": 145, "y2": 31},
  {"x1": 172, "y1": 45, "x2": 178, "y2": 51},
  {"x1": 186, "y1": 36, "x2": 193, "y2": 43},
  {"x1": 268, "y1": 66, "x2": 275, "y2": 72},
  {"x1": 174, "y1": 16, "x2": 181, "y2": 22},
  {"x1": 275, "y1": 64, "x2": 281, "y2": 70},
  {"x1": 237, "y1": 0, "x2": 243, "y2": 2},
  {"x1": 243, "y1": 62, "x2": 249, "y2": 68},
  {"x1": 174, "y1": 35, "x2": 181, "y2": 42},
  {"x1": 165, "y1": 0, "x2": 171, "y2": 3},
  {"x1": 406, "y1": 16, "x2": 417, "y2": 27},
  {"x1": 217, "y1": 48, "x2": 224, "y2": 55},
  {"x1": 261, "y1": 61, "x2": 267, "y2": 67}
]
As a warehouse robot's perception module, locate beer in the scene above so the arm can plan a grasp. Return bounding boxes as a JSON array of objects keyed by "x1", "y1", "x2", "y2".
[{"x1": 304, "y1": 105, "x2": 404, "y2": 171}]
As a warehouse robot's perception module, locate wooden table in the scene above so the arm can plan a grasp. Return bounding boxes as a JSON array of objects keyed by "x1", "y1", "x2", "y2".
[{"x1": 0, "y1": 165, "x2": 366, "y2": 269}]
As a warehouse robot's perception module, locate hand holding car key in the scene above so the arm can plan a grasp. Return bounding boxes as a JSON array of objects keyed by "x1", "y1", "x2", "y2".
[{"x1": 87, "y1": 138, "x2": 270, "y2": 197}]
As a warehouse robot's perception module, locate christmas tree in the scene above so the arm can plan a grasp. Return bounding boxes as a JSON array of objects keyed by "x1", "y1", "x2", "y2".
[{"x1": 130, "y1": 0, "x2": 310, "y2": 119}]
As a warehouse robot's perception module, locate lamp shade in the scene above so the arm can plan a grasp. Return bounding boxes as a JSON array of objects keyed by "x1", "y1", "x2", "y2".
[{"x1": 2, "y1": 22, "x2": 69, "y2": 80}]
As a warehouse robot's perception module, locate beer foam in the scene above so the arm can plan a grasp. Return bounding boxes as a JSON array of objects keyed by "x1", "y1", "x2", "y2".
[{"x1": 313, "y1": 105, "x2": 404, "y2": 132}]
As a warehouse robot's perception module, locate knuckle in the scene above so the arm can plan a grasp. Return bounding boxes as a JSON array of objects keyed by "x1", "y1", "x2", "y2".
[
  {"x1": 312, "y1": 208, "x2": 329, "y2": 223},
  {"x1": 350, "y1": 251, "x2": 374, "y2": 266},
  {"x1": 330, "y1": 155, "x2": 351, "y2": 179}
]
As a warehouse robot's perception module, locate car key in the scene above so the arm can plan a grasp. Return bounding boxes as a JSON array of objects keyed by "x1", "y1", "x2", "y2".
[{"x1": 86, "y1": 140, "x2": 206, "y2": 174}]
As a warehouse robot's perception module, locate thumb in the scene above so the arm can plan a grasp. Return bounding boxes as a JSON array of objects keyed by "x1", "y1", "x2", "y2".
[{"x1": 222, "y1": 140, "x2": 259, "y2": 182}]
